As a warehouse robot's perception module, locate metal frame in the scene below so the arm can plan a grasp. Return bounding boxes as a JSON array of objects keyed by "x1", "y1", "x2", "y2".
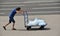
[{"x1": 23, "y1": 11, "x2": 28, "y2": 27}]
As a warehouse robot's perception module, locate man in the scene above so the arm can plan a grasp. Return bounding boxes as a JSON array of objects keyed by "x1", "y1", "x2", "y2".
[{"x1": 3, "y1": 7, "x2": 24, "y2": 30}]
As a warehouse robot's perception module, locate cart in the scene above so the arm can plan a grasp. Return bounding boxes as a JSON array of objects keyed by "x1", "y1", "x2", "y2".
[{"x1": 23, "y1": 11, "x2": 47, "y2": 30}]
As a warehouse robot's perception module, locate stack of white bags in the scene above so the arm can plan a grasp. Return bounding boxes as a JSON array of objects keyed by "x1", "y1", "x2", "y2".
[{"x1": 27, "y1": 18, "x2": 46, "y2": 26}]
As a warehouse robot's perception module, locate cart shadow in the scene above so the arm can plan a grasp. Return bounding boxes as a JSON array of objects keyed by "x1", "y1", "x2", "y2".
[
  {"x1": 31, "y1": 28, "x2": 50, "y2": 30},
  {"x1": 6, "y1": 28, "x2": 50, "y2": 31},
  {"x1": 16, "y1": 28, "x2": 51, "y2": 31}
]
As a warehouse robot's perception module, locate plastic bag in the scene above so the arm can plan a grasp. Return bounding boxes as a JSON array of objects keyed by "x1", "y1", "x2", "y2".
[{"x1": 27, "y1": 18, "x2": 46, "y2": 26}]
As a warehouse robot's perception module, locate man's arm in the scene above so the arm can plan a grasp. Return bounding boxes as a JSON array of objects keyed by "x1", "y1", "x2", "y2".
[{"x1": 16, "y1": 10, "x2": 24, "y2": 14}]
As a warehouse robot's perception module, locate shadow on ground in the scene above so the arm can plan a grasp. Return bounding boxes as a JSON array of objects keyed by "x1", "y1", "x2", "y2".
[
  {"x1": 17, "y1": 28, "x2": 50, "y2": 31},
  {"x1": 7, "y1": 28, "x2": 50, "y2": 31}
]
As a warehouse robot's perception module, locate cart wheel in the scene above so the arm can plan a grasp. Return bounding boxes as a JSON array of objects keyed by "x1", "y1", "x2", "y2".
[
  {"x1": 26, "y1": 26, "x2": 31, "y2": 30},
  {"x1": 39, "y1": 26, "x2": 45, "y2": 29}
]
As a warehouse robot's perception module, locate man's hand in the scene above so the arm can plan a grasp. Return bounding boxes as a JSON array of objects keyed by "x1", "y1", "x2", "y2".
[
  {"x1": 19, "y1": 10, "x2": 24, "y2": 14},
  {"x1": 16, "y1": 10, "x2": 24, "y2": 14}
]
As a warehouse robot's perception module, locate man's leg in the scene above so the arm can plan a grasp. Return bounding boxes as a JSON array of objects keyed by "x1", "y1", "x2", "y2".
[
  {"x1": 12, "y1": 23, "x2": 16, "y2": 30},
  {"x1": 3, "y1": 23, "x2": 11, "y2": 30},
  {"x1": 12, "y1": 19, "x2": 16, "y2": 30},
  {"x1": 4, "y1": 23, "x2": 10, "y2": 27},
  {"x1": 3, "y1": 18, "x2": 11, "y2": 30}
]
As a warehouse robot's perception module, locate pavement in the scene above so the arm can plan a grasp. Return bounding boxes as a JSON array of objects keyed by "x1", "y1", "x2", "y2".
[
  {"x1": 0, "y1": 0, "x2": 60, "y2": 36},
  {"x1": 0, "y1": 14, "x2": 60, "y2": 36}
]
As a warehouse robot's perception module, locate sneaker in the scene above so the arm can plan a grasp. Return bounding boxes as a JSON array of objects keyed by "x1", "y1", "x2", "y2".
[
  {"x1": 3, "y1": 26, "x2": 6, "y2": 30},
  {"x1": 12, "y1": 28, "x2": 16, "y2": 30}
]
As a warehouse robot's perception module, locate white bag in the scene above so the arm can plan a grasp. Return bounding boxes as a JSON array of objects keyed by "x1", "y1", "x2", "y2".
[{"x1": 27, "y1": 18, "x2": 46, "y2": 26}]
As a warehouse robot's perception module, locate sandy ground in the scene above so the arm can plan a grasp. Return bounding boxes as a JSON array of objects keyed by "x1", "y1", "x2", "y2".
[{"x1": 0, "y1": 14, "x2": 60, "y2": 36}]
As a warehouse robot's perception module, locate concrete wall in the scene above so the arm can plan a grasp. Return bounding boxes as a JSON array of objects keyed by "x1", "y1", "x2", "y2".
[
  {"x1": 0, "y1": 0, "x2": 59, "y2": 2},
  {"x1": 0, "y1": 0, "x2": 60, "y2": 16}
]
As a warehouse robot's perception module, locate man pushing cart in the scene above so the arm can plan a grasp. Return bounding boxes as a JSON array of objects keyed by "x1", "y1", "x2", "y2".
[{"x1": 3, "y1": 7, "x2": 47, "y2": 30}]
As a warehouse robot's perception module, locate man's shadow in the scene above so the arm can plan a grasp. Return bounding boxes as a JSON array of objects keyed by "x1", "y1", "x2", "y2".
[{"x1": 7, "y1": 28, "x2": 50, "y2": 31}]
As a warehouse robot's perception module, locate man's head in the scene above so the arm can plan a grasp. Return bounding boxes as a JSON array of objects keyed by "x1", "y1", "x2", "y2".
[
  {"x1": 16, "y1": 7, "x2": 24, "y2": 14},
  {"x1": 16, "y1": 7, "x2": 21, "y2": 11}
]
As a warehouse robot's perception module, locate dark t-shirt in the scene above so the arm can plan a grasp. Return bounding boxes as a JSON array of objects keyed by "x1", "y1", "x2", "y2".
[{"x1": 9, "y1": 8, "x2": 16, "y2": 18}]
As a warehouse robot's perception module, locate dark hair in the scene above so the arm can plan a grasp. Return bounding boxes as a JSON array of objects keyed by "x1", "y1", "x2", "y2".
[{"x1": 16, "y1": 7, "x2": 21, "y2": 11}]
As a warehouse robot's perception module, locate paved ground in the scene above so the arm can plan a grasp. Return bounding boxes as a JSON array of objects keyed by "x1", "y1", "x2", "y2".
[
  {"x1": 0, "y1": 0, "x2": 60, "y2": 36},
  {"x1": 0, "y1": 14, "x2": 60, "y2": 36}
]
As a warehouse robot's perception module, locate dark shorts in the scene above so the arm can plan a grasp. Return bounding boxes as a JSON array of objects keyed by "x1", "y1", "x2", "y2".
[{"x1": 9, "y1": 17, "x2": 15, "y2": 23}]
